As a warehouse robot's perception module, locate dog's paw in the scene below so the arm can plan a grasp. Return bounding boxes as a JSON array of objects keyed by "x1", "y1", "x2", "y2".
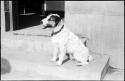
[{"x1": 56, "y1": 61, "x2": 62, "y2": 66}]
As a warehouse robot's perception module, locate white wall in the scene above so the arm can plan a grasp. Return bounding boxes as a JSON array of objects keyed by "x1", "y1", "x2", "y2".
[{"x1": 65, "y1": 1, "x2": 124, "y2": 69}]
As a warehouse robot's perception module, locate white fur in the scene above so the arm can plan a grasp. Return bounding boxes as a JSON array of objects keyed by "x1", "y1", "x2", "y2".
[
  {"x1": 51, "y1": 26, "x2": 93, "y2": 65},
  {"x1": 42, "y1": 14, "x2": 93, "y2": 66}
]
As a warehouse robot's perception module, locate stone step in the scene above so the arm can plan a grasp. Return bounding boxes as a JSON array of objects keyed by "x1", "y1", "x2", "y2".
[
  {"x1": 1, "y1": 30, "x2": 109, "y2": 80},
  {"x1": 1, "y1": 47, "x2": 109, "y2": 80},
  {"x1": 1, "y1": 31, "x2": 53, "y2": 53}
]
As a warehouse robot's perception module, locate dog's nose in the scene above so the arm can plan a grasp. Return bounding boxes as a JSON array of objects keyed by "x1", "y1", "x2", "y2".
[{"x1": 40, "y1": 21, "x2": 43, "y2": 24}]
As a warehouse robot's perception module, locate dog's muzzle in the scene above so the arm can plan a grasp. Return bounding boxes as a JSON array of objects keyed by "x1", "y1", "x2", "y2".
[
  {"x1": 40, "y1": 21, "x2": 48, "y2": 29},
  {"x1": 40, "y1": 21, "x2": 43, "y2": 24}
]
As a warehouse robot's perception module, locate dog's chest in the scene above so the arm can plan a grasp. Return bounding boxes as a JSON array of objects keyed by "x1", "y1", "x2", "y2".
[{"x1": 51, "y1": 27, "x2": 69, "y2": 44}]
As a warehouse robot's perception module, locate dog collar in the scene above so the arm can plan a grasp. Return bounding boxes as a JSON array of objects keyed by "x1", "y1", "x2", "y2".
[{"x1": 51, "y1": 25, "x2": 64, "y2": 36}]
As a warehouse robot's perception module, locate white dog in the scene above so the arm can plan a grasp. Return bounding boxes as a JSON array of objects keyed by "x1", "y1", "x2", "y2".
[{"x1": 40, "y1": 14, "x2": 93, "y2": 66}]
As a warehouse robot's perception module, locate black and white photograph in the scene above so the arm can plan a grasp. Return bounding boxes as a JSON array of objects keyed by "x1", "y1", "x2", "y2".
[{"x1": 1, "y1": 0, "x2": 124, "y2": 80}]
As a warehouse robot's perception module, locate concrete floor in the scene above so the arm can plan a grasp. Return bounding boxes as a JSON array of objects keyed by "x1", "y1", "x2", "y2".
[
  {"x1": 1, "y1": 41, "x2": 109, "y2": 80},
  {"x1": 1, "y1": 26, "x2": 124, "y2": 80},
  {"x1": 1, "y1": 46, "x2": 124, "y2": 80}
]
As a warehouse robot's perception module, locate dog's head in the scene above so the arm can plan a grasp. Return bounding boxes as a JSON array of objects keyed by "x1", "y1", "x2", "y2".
[{"x1": 40, "y1": 14, "x2": 61, "y2": 29}]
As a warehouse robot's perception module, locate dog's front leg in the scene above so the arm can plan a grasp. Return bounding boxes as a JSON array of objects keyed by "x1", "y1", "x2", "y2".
[
  {"x1": 56, "y1": 45, "x2": 66, "y2": 66},
  {"x1": 51, "y1": 44, "x2": 59, "y2": 62}
]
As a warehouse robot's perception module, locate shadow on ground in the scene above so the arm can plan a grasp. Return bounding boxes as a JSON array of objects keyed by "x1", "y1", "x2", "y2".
[{"x1": 1, "y1": 57, "x2": 11, "y2": 75}]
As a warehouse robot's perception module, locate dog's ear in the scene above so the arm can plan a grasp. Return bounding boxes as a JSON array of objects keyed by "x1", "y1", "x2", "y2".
[
  {"x1": 54, "y1": 16, "x2": 61, "y2": 27},
  {"x1": 55, "y1": 17, "x2": 61, "y2": 25},
  {"x1": 48, "y1": 14, "x2": 61, "y2": 27}
]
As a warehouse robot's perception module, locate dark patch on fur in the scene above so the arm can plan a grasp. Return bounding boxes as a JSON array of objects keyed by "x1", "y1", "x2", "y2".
[{"x1": 48, "y1": 15, "x2": 61, "y2": 27}]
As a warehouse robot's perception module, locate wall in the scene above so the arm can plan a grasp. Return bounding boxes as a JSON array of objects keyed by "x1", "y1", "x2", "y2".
[
  {"x1": 45, "y1": 1, "x2": 64, "y2": 11},
  {"x1": 65, "y1": 1, "x2": 124, "y2": 69},
  {"x1": 45, "y1": 1, "x2": 64, "y2": 18}
]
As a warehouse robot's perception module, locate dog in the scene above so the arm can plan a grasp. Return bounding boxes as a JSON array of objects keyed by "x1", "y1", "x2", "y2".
[{"x1": 40, "y1": 13, "x2": 93, "y2": 66}]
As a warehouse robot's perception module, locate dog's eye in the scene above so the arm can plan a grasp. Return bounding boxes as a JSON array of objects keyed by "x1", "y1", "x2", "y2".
[
  {"x1": 48, "y1": 18, "x2": 54, "y2": 21},
  {"x1": 48, "y1": 19, "x2": 51, "y2": 21}
]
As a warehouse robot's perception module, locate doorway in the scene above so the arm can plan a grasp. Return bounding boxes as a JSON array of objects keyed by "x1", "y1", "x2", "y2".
[
  {"x1": 5, "y1": 1, "x2": 64, "y2": 31},
  {"x1": 17, "y1": 0, "x2": 45, "y2": 30}
]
